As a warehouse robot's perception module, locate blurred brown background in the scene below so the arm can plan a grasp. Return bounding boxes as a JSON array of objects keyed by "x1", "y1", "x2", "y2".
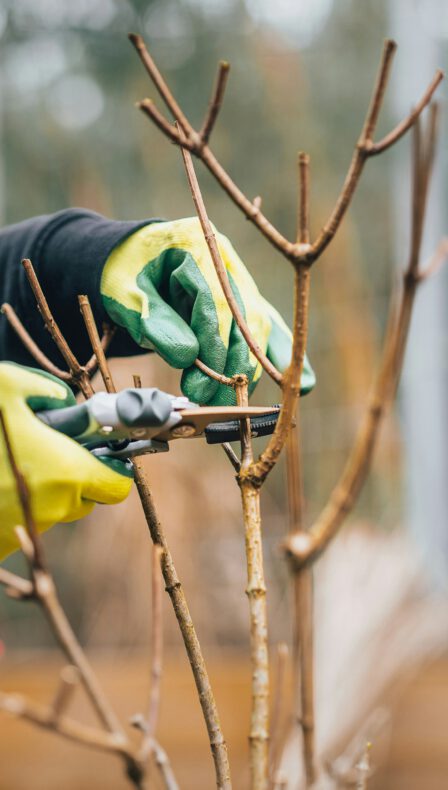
[{"x1": 0, "y1": 1, "x2": 447, "y2": 788}]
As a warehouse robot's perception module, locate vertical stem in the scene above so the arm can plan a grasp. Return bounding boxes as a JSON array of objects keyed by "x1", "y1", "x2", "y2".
[
  {"x1": 297, "y1": 153, "x2": 311, "y2": 245},
  {"x1": 133, "y1": 463, "x2": 231, "y2": 790},
  {"x1": 286, "y1": 421, "x2": 316, "y2": 787},
  {"x1": 269, "y1": 643, "x2": 289, "y2": 782},
  {"x1": 78, "y1": 295, "x2": 116, "y2": 394},
  {"x1": 236, "y1": 379, "x2": 269, "y2": 790},
  {"x1": 147, "y1": 545, "x2": 163, "y2": 739},
  {"x1": 294, "y1": 570, "x2": 315, "y2": 787}
]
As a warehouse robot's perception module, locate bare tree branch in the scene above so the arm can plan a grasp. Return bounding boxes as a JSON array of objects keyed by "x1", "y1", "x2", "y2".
[
  {"x1": 222, "y1": 441, "x2": 241, "y2": 472},
  {"x1": 180, "y1": 141, "x2": 283, "y2": 386},
  {"x1": 418, "y1": 237, "x2": 448, "y2": 282},
  {"x1": 194, "y1": 357, "x2": 235, "y2": 386},
  {"x1": 49, "y1": 666, "x2": 79, "y2": 723},
  {"x1": 297, "y1": 153, "x2": 311, "y2": 245},
  {"x1": 22, "y1": 260, "x2": 88, "y2": 384},
  {"x1": 132, "y1": 35, "x2": 443, "y2": 266},
  {"x1": 249, "y1": 264, "x2": 311, "y2": 485},
  {"x1": 269, "y1": 643, "x2": 289, "y2": 782},
  {"x1": 146, "y1": 545, "x2": 164, "y2": 741},
  {"x1": 235, "y1": 375, "x2": 270, "y2": 790},
  {"x1": 285, "y1": 421, "x2": 316, "y2": 787},
  {"x1": 1, "y1": 303, "x2": 71, "y2": 380},
  {"x1": 0, "y1": 567, "x2": 33, "y2": 598},
  {"x1": 285, "y1": 109, "x2": 446, "y2": 570},
  {"x1": 79, "y1": 295, "x2": 116, "y2": 393},
  {"x1": 0, "y1": 410, "x2": 45, "y2": 570},
  {"x1": 0, "y1": 408, "x2": 148, "y2": 786},
  {"x1": 367, "y1": 69, "x2": 443, "y2": 155},
  {"x1": 200, "y1": 61, "x2": 230, "y2": 145},
  {"x1": 133, "y1": 462, "x2": 232, "y2": 788},
  {"x1": 0, "y1": 692, "x2": 129, "y2": 755},
  {"x1": 138, "y1": 99, "x2": 182, "y2": 144},
  {"x1": 129, "y1": 33, "x2": 191, "y2": 135}
]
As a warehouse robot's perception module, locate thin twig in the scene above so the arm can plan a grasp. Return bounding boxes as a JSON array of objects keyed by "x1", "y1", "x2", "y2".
[
  {"x1": 235, "y1": 376, "x2": 270, "y2": 790},
  {"x1": 200, "y1": 61, "x2": 230, "y2": 145},
  {"x1": 194, "y1": 357, "x2": 235, "y2": 387},
  {"x1": 249, "y1": 264, "x2": 311, "y2": 485},
  {"x1": 78, "y1": 295, "x2": 116, "y2": 393},
  {"x1": 222, "y1": 442, "x2": 241, "y2": 472},
  {"x1": 367, "y1": 70, "x2": 443, "y2": 155},
  {"x1": 418, "y1": 237, "x2": 448, "y2": 281},
  {"x1": 285, "y1": 421, "x2": 316, "y2": 787},
  {"x1": 0, "y1": 410, "x2": 45, "y2": 570},
  {"x1": 269, "y1": 643, "x2": 289, "y2": 783},
  {"x1": 132, "y1": 715, "x2": 180, "y2": 790},
  {"x1": 180, "y1": 142, "x2": 282, "y2": 386},
  {"x1": 297, "y1": 153, "x2": 311, "y2": 245},
  {"x1": 146, "y1": 545, "x2": 164, "y2": 740},
  {"x1": 295, "y1": 570, "x2": 315, "y2": 786},
  {"x1": 132, "y1": 462, "x2": 231, "y2": 789},
  {"x1": 132, "y1": 35, "x2": 442, "y2": 264},
  {"x1": 285, "y1": 108, "x2": 445, "y2": 569},
  {"x1": 2, "y1": 301, "x2": 113, "y2": 384},
  {"x1": 138, "y1": 99, "x2": 182, "y2": 144},
  {"x1": 129, "y1": 34, "x2": 191, "y2": 135},
  {"x1": 20, "y1": 259, "x2": 94, "y2": 397},
  {"x1": 131, "y1": 33, "x2": 294, "y2": 258},
  {"x1": 49, "y1": 666, "x2": 79, "y2": 722},
  {"x1": 22, "y1": 260, "x2": 85, "y2": 380},
  {"x1": 1, "y1": 303, "x2": 71, "y2": 380},
  {"x1": 150, "y1": 739, "x2": 180, "y2": 790},
  {"x1": 0, "y1": 567, "x2": 33, "y2": 598},
  {"x1": 85, "y1": 323, "x2": 116, "y2": 375},
  {"x1": 310, "y1": 40, "x2": 397, "y2": 259},
  {"x1": 0, "y1": 690, "x2": 181, "y2": 788},
  {"x1": 0, "y1": 692, "x2": 129, "y2": 755},
  {"x1": 235, "y1": 375, "x2": 253, "y2": 468}
]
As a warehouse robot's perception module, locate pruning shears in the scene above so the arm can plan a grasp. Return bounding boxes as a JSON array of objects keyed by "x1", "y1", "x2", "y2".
[{"x1": 37, "y1": 388, "x2": 280, "y2": 460}]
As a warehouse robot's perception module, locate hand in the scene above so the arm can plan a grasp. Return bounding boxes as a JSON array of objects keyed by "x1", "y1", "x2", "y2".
[
  {"x1": 0, "y1": 364, "x2": 133, "y2": 560},
  {"x1": 101, "y1": 218, "x2": 315, "y2": 405}
]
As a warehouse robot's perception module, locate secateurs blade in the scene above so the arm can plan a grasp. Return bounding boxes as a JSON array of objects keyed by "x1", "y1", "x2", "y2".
[{"x1": 36, "y1": 388, "x2": 280, "y2": 459}]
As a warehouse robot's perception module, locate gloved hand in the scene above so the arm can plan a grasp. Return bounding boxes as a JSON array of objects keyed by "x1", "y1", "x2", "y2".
[
  {"x1": 101, "y1": 218, "x2": 315, "y2": 405},
  {"x1": 0, "y1": 364, "x2": 133, "y2": 560}
]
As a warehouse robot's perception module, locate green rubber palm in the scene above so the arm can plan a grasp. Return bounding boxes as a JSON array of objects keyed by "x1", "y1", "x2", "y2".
[{"x1": 101, "y1": 218, "x2": 315, "y2": 405}]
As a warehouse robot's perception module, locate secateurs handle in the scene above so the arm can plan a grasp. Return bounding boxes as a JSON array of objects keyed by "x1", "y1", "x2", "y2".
[{"x1": 36, "y1": 388, "x2": 175, "y2": 445}]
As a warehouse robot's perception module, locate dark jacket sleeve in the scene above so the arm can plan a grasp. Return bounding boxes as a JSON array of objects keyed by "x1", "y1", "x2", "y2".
[{"x1": 0, "y1": 208, "x2": 155, "y2": 369}]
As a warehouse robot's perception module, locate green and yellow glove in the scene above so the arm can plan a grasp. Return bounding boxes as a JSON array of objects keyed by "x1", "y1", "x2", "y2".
[
  {"x1": 101, "y1": 218, "x2": 315, "y2": 405},
  {"x1": 0, "y1": 364, "x2": 133, "y2": 560}
]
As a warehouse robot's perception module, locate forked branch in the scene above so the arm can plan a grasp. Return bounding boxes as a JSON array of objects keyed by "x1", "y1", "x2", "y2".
[
  {"x1": 180, "y1": 142, "x2": 282, "y2": 386},
  {"x1": 285, "y1": 108, "x2": 447, "y2": 570},
  {"x1": 131, "y1": 34, "x2": 443, "y2": 264}
]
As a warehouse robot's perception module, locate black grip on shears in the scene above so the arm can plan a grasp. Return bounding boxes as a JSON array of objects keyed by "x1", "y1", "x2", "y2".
[
  {"x1": 205, "y1": 409, "x2": 280, "y2": 445},
  {"x1": 36, "y1": 403, "x2": 90, "y2": 438}
]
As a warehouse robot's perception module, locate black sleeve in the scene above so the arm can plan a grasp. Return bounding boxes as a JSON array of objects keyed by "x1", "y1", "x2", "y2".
[{"x1": 0, "y1": 208, "x2": 156, "y2": 370}]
